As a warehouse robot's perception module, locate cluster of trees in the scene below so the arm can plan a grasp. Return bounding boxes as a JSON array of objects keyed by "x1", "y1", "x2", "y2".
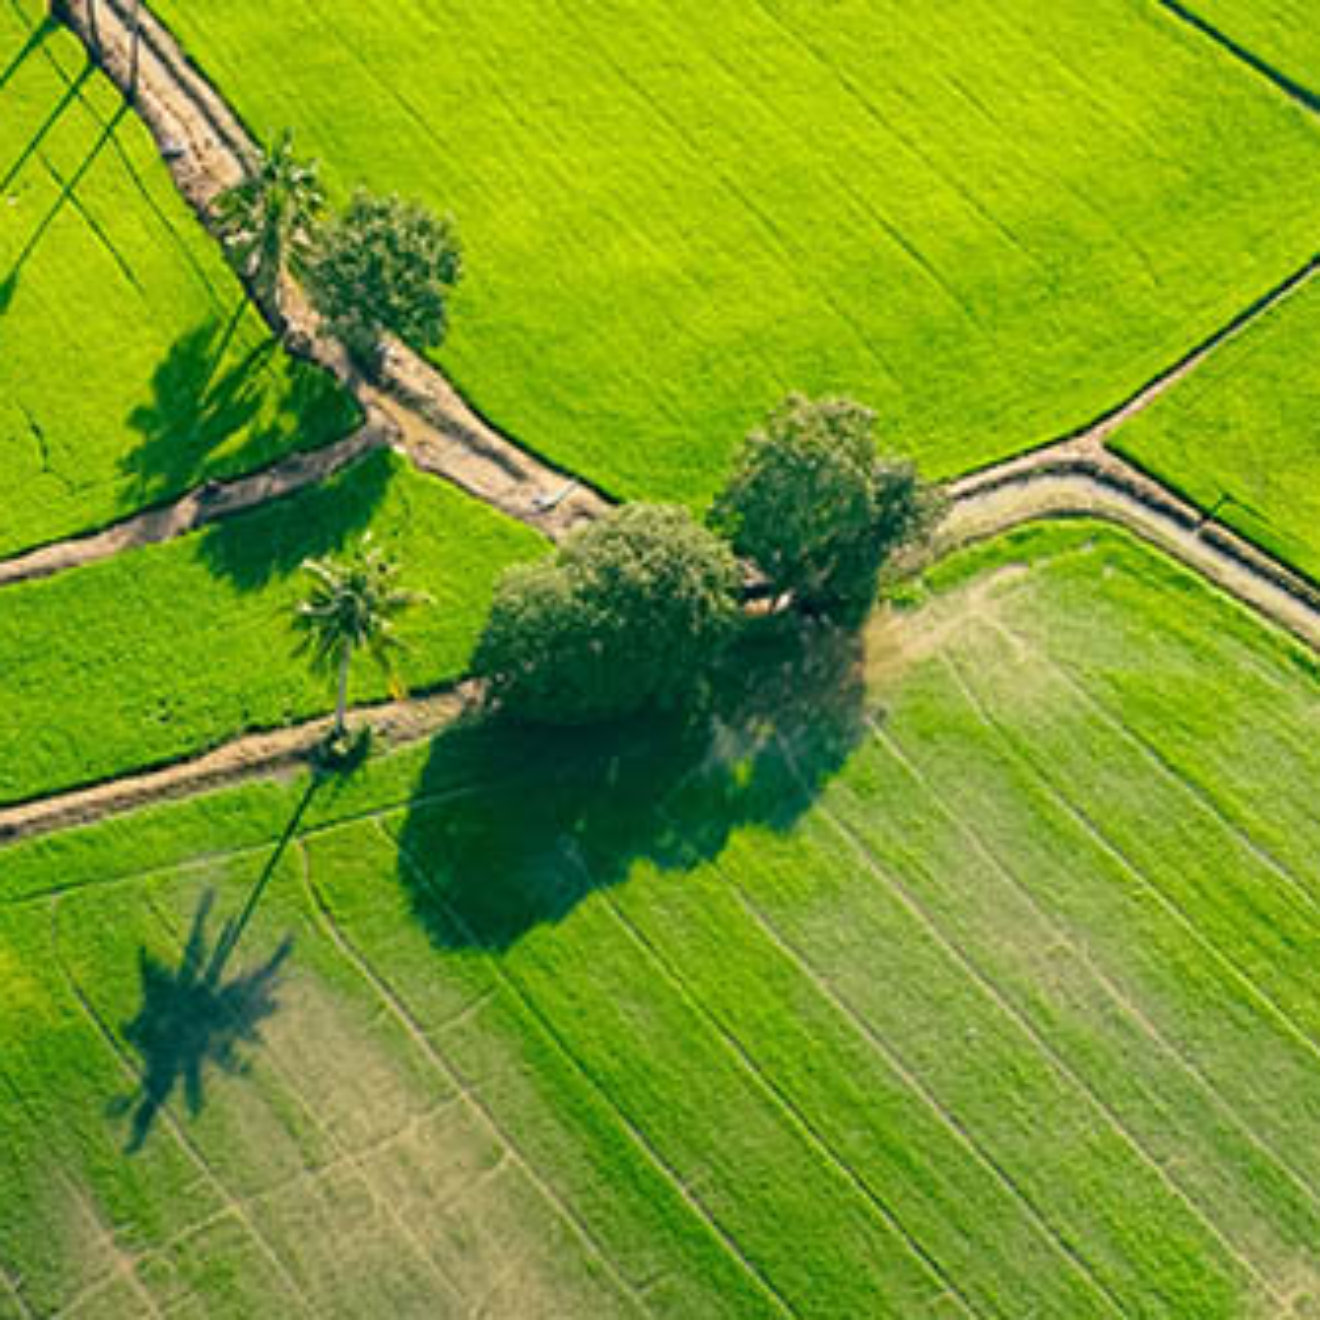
[
  {"x1": 233, "y1": 134, "x2": 944, "y2": 741},
  {"x1": 297, "y1": 395, "x2": 943, "y2": 748},
  {"x1": 214, "y1": 132, "x2": 461, "y2": 376},
  {"x1": 474, "y1": 394, "x2": 945, "y2": 725}
]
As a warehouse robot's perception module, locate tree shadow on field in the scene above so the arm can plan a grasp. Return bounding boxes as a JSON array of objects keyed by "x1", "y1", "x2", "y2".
[
  {"x1": 119, "y1": 312, "x2": 361, "y2": 519},
  {"x1": 195, "y1": 441, "x2": 393, "y2": 591},
  {"x1": 112, "y1": 784, "x2": 316, "y2": 1153},
  {"x1": 394, "y1": 620, "x2": 874, "y2": 952}
]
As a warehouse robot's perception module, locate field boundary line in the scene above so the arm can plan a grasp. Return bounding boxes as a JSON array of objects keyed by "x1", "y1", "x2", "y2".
[
  {"x1": 388, "y1": 830, "x2": 800, "y2": 1319},
  {"x1": 997, "y1": 619, "x2": 1320, "y2": 922},
  {"x1": 870, "y1": 713, "x2": 1320, "y2": 1229},
  {"x1": 942, "y1": 642, "x2": 1320, "y2": 1075},
  {"x1": 778, "y1": 737, "x2": 1285, "y2": 1309},
  {"x1": 591, "y1": 878, "x2": 981, "y2": 1317},
  {"x1": 45, "y1": 897, "x2": 315, "y2": 1315},
  {"x1": 140, "y1": 891, "x2": 472, "y2": 1312},
  {"x1": 295, "y1": 842, "x2": 654, "y2": 1319},
  {"x1": 642, "y1": 813, "x2": 1121, "y2": 1315},
  {"x1": 1152, "y1": 0, "x2": 1320, "y2": 115}
]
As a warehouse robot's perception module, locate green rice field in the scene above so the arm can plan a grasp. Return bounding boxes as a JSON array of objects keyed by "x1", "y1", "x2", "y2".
[
  {"x1": 150, "y1": 0, "x2": 1320, "y2": 504},
  {"x1": 2, "y1": 524, "x2": 1317, "y2": 1317},
  {"x1": 1186, "y1": 0, "x2": 1320, "y2": 89},
  {"x1": 0, "y1": 0, "x2": 357, "y2": 556},
  {"x1": 0, "y1": 451, "x2": 545, "y2": 808},
  {"x1": 1114, "y1": 277, "x2": 1320, "y2": 581}
]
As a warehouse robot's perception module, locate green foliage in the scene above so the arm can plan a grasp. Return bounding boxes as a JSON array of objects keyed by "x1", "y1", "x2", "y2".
[
  {"x1": 711, "y1": 394, "x2": 943, "y2": 622},
  {"x1": 474, "y1": 504, "x2": 740, "y2": 723},
  {"x1": 154, "y1": 0, "x2": 1320, "y2": 501},
  {"x1": 213, "y1": 128, "x2": 326, "y2": 312},
  {"x1": 297, "y1": 537, "x2": 428, "y2": 733},
  {"x1": 308, "y1": 191, "x2": 462, "y2": 373}
]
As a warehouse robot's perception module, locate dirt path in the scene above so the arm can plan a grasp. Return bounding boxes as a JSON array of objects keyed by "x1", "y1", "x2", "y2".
[
  {"x1": 53, "y1": 0, "x2": 609, "y2": 544},
  {"x1": 0, "y1": 687, "x2": 468, "y2": 845}
]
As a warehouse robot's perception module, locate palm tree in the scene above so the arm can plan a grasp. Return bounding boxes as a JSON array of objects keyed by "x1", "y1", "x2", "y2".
[
  {"x1": 295, "y1": 539, "x2": 427, "y2": 742},
  {"x1": 213, "y1": 129, "x2": 325, "y2": 322}
]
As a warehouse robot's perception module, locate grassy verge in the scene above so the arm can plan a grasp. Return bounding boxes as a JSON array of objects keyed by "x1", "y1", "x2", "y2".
[
  {"x1": 2, "y1": 523, "x2": 1317, "y2": 1316},
  {"x1": 1112, "y1": 276, "x2": 1320, "y2": 580}
]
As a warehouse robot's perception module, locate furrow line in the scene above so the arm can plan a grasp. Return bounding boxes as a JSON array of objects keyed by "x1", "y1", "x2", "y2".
[
  {"x1": 778, "y1": 737, "x2": 1284, "y2": 1309},
  {"x1": 994, "y1": 619, "x2": 1320, "y2": 920},
  {"x1": 593, "y1": 881, "x2": 981, "y2": 1318},
  {"x1": 142, "y1": 889, "x2": 470, "y2": 1311},
  {"x1": 387, "y1": 829, "x2": 797, "y2": 1318},
  {"x1": 941, "y1": 645, "x2": 1320, "y2": 1073},
  {"x1": 46, "y1": 897, "x2": 314, "y2": 1315},
  {"x1": 870, "y1": 713, "x2": 1320, "y2": 1227},
  {"x1": 720, "y1": 862, "x2": 1126, "y2": 1318}
]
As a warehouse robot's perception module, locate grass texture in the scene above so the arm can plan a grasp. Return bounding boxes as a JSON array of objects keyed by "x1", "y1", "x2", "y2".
[
  {"x1": 150, "y1": 0, "x2": 1320, "y2": 503},
  {"x1": 0, "y1": 450, "x2": 546, "y2": 807},
  {"x1": 1113, "y1": 277, "x2": 1320, "y2": 580},
  {"x1": 0, "y1": 0, "x2": 357, "y2": 557},
  {"x1": 1, "y1": 523, "x2": 1317, "y2": 1316}
]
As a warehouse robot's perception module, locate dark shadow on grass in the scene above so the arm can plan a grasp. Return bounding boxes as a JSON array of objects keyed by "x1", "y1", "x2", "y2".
[
  {"x1": 195, "y1": 442, "x2": 394, "y2": 590},
  {"x1": 119, "y1": 307, "x2": 270, "y2": 503},
  {"x1": 0, "y1": 61, "x2": 92, "y2": 194},
  {"x1": 394, "y1": 619, "x2": 872, "y2": 952},
  {"x1": 112, "y1": 783, "x2": 317, "y2": 1153},
  {"x1": 120, "y1": 310, "x2": 365, "y2": 522},
  {"x1": 3, "y1": 102, "x2": 123, "y2": 283},
  {"x1": 0, "y1": 13, "x2": 55, "y2": 95}
]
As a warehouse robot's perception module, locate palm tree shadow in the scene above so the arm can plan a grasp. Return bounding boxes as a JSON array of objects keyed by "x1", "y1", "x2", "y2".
[
  {"x1": 394, "y1": 619, "x2": 874, "y2": 952},
  {"x1": 118, "y1": 309, "x2": 271, "y2": 506},
  {"x1": 112, "y1": 889, "x2": 293, "y2": 1155},
  {"x1": 118, "y1": 310, "x2": 359, "y2": 519}
]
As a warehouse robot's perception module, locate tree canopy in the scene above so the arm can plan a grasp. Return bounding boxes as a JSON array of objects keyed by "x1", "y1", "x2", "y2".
[
  {"x1": 710, "y1": 394, "x2": 943, "y2": 622},
  {"x1": 473, "y1": 504, "x2": 740, "y2": 724},
  {"x1": 308, "y1": 191, "x2": 462, "y2": 374}
]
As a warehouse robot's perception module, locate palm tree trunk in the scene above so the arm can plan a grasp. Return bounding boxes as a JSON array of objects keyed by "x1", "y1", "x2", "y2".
[{"x1": 335, "y1": 644, "x2": 352, "y2": 737}]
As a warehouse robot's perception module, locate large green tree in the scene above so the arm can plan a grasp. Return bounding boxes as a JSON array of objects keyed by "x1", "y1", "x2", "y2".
[
  {"x1": 213, "y1": 129, "x2": 325, "y2": 320},
  {"x1": 307, "y1": 191, "x2": 462, "y2": 375},
  {"x1": 295, "y1": 539, "x2": 426, "y2": 740},
  {"x1": 474, "y1": 504, "x2": 740, "y2": 724},
  {"x1": 710, "y1": 394, "x2": 944, "y2": 622}
]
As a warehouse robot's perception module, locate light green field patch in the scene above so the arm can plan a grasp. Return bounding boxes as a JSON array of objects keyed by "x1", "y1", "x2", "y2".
[
  {"x1": 0, "y1": 0, "x2": 358, "y2": 556},
  {"x1": 2, "y1": 523, "x2": 1318, "y2": 1315},
  {"x1": 1182, "y1": 0, "x2": 1320, "y2": 91},
  {"x1": 151, "y1": 0, "x2": 1320, "y2": 502}
]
